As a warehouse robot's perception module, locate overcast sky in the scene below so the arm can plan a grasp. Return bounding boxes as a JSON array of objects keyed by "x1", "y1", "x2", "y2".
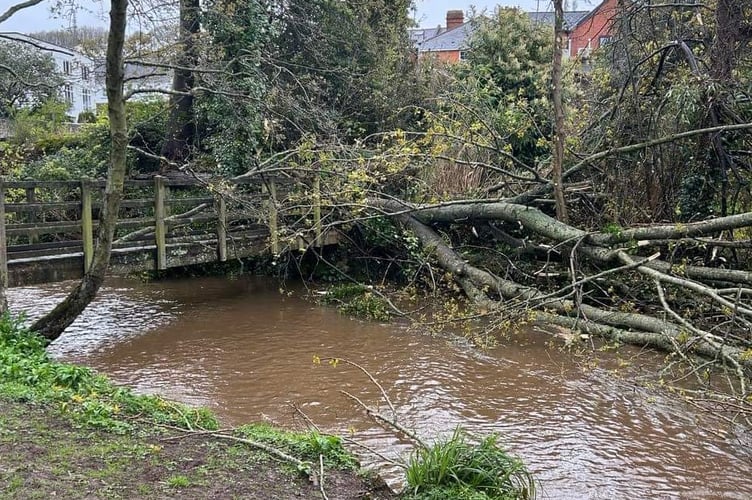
[{"x1": 0, "y1": 1, "x2": 595, "y2": 33}]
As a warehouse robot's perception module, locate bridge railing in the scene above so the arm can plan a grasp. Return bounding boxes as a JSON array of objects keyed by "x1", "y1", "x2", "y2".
[{"x1": 0, "y1": 172, "x2": 327, "y2": 286}]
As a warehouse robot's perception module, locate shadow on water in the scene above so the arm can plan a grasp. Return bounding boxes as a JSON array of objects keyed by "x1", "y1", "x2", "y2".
[{"x1": 10, "y1": 276, "x2": 752, "y2": 499}]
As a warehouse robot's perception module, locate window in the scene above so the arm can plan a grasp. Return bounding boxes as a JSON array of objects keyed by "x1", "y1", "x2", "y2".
[
  {"x1": 459, "y1": 50, "x2": 469, "y2": 61},
  {"x1": 81, "y1": 65, "x2": 90, "y2": 81},
  {"x1": 63, "y1": 60, "x2": 72, "y2": 75},
  {"x1": 598, "y1": 35, "x2": 613, "y2": 47},
  {"x1": 82, "y1": 88, "x2": 91, "y2": 109},
  {"x1": 63, "y1": 84, "x2": 73, "y2": 104}
]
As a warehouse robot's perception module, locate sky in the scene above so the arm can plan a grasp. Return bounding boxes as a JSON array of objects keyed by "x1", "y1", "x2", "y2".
[
  {"x1": 0, "y1": 1, "x2": 595, "y2": 33},
  {"x1": 413, "y1": 1, "x2": 557, "y2": 27}
]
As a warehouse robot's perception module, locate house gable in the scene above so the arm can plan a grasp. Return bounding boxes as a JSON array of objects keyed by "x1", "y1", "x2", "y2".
[{"x1": 0, "y1": 31, "x2": 106, "y2": 120}]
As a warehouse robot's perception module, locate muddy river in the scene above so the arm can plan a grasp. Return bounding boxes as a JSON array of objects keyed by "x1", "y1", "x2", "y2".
[{"x1": 9, "y1": 276, "x2": 752, "y2": 498}]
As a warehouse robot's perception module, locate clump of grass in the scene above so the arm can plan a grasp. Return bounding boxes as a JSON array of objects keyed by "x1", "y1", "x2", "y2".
[
  {"x1": 236, "y1": 423, "x2": 358, "y2": 471},
  {"x1": 321, "y1": 283, "x2": 391, "y2": 321},
  {"x1": 404, "y1": 428, "x2": 536, "y2": 500},
  {"x1": 0, "y1": 314, "x2": 218, "y2": 432}
]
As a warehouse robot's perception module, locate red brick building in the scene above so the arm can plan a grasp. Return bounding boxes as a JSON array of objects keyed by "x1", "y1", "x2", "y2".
[
  {"x1": 568, "y1": 0, "x2": 618, "y2": 57},
  {"x1": 411, "y1": 1, "x2": 619, "y2": 63}
]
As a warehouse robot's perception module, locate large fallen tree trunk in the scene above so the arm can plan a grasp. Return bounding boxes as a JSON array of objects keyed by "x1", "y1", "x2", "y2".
[{"x1": 369, "y1": 198, "x2": 752, "y2": 379}]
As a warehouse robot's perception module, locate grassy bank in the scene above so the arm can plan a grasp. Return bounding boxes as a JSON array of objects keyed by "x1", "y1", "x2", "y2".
[{"x1": 0, "y1": 315, "x2": 391, "y2": 499}]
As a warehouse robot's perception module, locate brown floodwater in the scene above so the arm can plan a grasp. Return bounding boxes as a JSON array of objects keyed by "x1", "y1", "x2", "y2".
[{"x1": 9, "y1": 276, "x2": 752, "y2": 498}]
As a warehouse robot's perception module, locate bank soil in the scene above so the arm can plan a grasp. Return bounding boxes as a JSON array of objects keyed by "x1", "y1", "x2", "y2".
[{"x1": 0, "y1": 399, "x2": 394, "y2": 499}]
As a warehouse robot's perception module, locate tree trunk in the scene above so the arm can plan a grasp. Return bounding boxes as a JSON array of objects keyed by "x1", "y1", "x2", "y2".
[
  {"x1": 30, "y1": 0, "x2": 129, "y2": 341},
  {"x1": 160, "y1": 0, "x2": 200, "y2": 170},
  {"x1": 551, "y1": 0, "x2": 568, "y2": 223}
]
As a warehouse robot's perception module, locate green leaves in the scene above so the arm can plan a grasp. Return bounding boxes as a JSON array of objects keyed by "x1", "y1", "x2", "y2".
[{"x1": 405, "y1": 427, "x2": 535, "y2": 500}]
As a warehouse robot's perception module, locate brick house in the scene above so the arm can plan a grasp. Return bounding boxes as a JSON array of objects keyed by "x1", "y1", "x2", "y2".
[
  {"x1": 567, "y1": 0, "x2": 618, "y2": 57},
  {"x1": 411, "y1": 0, "x2": 618, "y2": 62}
]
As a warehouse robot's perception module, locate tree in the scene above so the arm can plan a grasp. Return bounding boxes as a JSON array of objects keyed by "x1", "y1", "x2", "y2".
[
  {"x1": 31, "y1": 0, "x2": 129, "y2": 340},
  {"x1": 262, "y1": 0, "x2": 417, "y2": 147},
  {"x1": 197, "y1": 0, "x2": 268, "y2": 174},
  {"x1": 551, "y1": 0, "x2": 568, "y2": 222},
  {"x1": 584, "y1": 0, "x2": 752, "y2": 223},
  {"x1": 160, "y1": 0, "x2": 200, "y2": 169},
  {"x1": 0, "y1": 39, "x2": 64, "y2": 117}
]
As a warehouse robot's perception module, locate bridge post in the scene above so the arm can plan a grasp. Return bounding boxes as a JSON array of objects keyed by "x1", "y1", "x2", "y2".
[
  {"x1": 154, "y1": 176, "x2": 167, "y2": 270},
  {"x1": 0, "y1": 177, "x2": 7, "y2": 293},
  {"x1": 215, "y1": 193, "x2": 227, "y2": 262},
  {"x1": 80, "y1": 178, "x2": 94, "y2": 272},
  {"x1": 263, "y1": 179, "x2": 279, "y2": 256},
  {"x1": 313, "y1": 171, "x2": 322, "y2": 246},
  {"x1": 25, "y1": 186, "x2": 37, "y2": 244}
]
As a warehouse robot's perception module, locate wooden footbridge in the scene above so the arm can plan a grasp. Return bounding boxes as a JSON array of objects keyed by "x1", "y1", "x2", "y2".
[{"x1": 0, "y1": 174, "x2": 336, "y2": 287}]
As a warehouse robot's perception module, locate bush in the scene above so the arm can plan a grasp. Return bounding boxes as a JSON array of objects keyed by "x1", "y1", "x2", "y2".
[
  {"x1": 322, "y1": 283, "x2": 391, "y2": 321},
  {"x1": 405, "y1": 428, "x2": 535, "y2": 500}
]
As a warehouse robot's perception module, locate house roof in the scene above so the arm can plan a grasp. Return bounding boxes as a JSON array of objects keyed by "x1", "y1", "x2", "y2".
[
  {"x1": 527, "y1": 11, "x2": 590, "y2": 30},
  {"x1": 416, "y1": 21, "x2": 478, "y2": 52},
  {"x1": 409, "y1": 26, "x2": 444, "y2": 45},
  {"x1": 411, "y1": 8, "x2": 597, "y2": 53},
  {"x1": 0, "y1": 31, "x2": 98, "y2": 64}
]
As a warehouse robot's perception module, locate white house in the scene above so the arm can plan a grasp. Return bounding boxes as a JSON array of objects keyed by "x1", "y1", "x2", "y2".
[{"x1": 0, "y1": 32, "x2": 106, "y2": 121}]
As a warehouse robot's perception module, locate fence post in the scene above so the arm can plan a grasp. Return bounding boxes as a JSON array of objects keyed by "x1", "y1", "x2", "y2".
[
  {"x1": 215, "y1": 192, "x2": 227, "y2": 262},
  {"x1": 0, "y1": 177, "x2": 8, "y2": 293},
  {"x1": 26, "y1": 186, "x2": 37, "y2": 244},
  {"x1": 154, "y1": 175, "x2": 167, "y2": 270},
  {"x1": 264, "y1": 179, "x2": 279, "y2": 256},
  {"x1": 313, "y1": 171, "x2": 322, "y2": 246},
  {"x1": 80, "y1": 178, "x2": 94, "y2": 272}
]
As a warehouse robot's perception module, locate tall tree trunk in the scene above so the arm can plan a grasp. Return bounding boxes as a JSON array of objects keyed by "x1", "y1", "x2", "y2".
[
  {"x1": 552, "y1": 0, "x2": 568, "y2": 222},
  {"x1": 160, "y1": 0, "x2": 200, "y2": 171},
  {"x1": 705, "y1": 0, "x2": 747, "y2": 217},
  {"x1": 30, "y1": 0, "x2": 128, "y2": 342}
]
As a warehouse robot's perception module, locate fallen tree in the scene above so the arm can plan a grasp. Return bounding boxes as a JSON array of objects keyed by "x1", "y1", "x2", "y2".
[{"x1": 358, "y1": 197, "x2": 752, "y2": 395}]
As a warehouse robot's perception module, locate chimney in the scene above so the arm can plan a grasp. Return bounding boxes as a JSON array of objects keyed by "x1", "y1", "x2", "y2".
[{"x1": 446, "y1": 10, "x2": 464, "y2": 31}]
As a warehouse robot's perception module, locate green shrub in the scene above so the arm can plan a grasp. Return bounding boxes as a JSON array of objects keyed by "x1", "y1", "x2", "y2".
[
  {"x1": 322, "y1": 283, "x2": 391, "y2": 321},
  {"x1": 405, "y1": 428, "x2": 535, "y2": 500}
]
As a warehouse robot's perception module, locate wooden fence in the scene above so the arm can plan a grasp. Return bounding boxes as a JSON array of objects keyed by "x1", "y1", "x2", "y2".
[{"x1": 0, "y1": 174, "x2": 331, "y2": 287}]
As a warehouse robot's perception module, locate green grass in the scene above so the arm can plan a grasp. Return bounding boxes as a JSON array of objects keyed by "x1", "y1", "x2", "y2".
[
  {"x1": 321, "y1": 283, "x2": 391, "y2": 321},
  {"x1": 237, "y1": 423, "x2": 358, "y2": 471},
  {"x1": 167, "y1": 474, "x2": 191, "y2": 488},
  {"x1": 404, "y1": 428, "x2": 536, "y2": 500},
  {"x1": 0, "y1": 314, "x2": 218, "y2": 433}
]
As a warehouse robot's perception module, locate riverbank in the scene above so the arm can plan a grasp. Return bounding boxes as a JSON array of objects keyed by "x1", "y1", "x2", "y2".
[
  {"x1": 0, "y1": 316, "x2": 393, "y2": 499},
  {"x1": 0, "y1": 399, "x2": 392, "y2": 499}
]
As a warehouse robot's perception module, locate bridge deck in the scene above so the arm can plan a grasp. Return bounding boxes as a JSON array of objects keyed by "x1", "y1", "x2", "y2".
[{"x1": 0, "y1": 174, "x2": 332, "y2": 287}]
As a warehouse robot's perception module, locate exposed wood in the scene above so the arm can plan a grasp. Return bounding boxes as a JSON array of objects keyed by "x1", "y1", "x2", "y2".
[
  {"x1": 80, "y1": 179, "x2": 94, "y2": 272},
  {"x1": 265, "y1": 179, "x2": 280, "y2": 255},
  {"x1": 25, "y1": 187, "x2": 37, "y2": 244},
  {"x1": 154, "y1": 175, "x2": 167, "y2": 271},
  {"x1": 215, "y1": 194, "x2": 227, "y2": 262},
  {"x1": 313, "y1": 174, "x2": 322, "y2": 246},
  {"x1": 0, "y1": 177, "x2": 7, "y2": 314}
]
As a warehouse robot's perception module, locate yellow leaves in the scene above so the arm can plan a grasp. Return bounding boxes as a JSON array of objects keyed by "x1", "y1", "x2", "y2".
[{"x1": 312, "y1": 355, "x2": 338, "y2": 368}]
